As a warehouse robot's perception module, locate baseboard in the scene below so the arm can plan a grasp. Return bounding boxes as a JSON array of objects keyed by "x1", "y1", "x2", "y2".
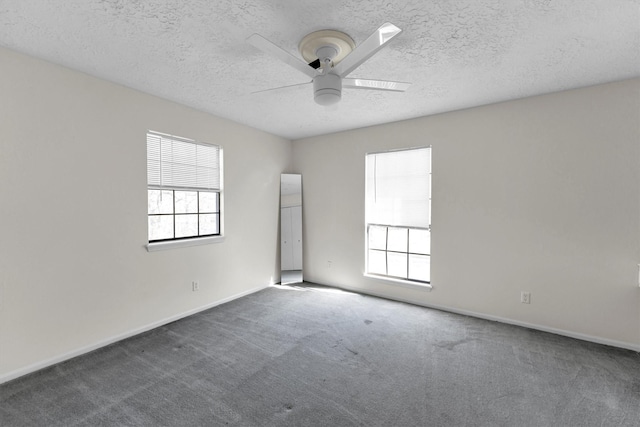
[
  {"x1": 330, "y1": 282, "x2": 640, "y2": 353},
  {"x1": 3, "y1": 281, "x2": 636, "y2": 385},
  {"x1": 0, "y1": 284, "x2": 269, "y2": 385}
]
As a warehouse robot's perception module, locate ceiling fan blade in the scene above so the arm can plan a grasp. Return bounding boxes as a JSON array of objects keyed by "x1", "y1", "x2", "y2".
[
  {"x1": 247, "y1": 33, "x2": 317, "y2": 79},
  {"x1": 343, "y1": 78, "x2": 411, "y2": 92},
  {"x1": 334, "y1": 23, "x2": 402, "y2": 78},
  {"x1": 251, "y1": 81, "x2": 311, "y2": 94}
]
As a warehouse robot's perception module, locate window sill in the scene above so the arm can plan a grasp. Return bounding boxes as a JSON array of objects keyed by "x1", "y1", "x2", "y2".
[
  {"x1": 146, "y1": 235, "x2": 225, "y2": 252},
  {"x1": 364, "y1": 273, "x2": 433, "y2": 291}
]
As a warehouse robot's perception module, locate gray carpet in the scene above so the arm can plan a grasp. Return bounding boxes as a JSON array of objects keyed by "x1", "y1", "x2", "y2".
[{"x1": 1, "y1": 283, "x2": 639, "y2": 426}]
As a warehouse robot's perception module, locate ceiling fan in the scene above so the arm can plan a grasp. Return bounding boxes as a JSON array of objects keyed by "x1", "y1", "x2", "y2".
[{"x1": 247, "y1": 23, "x2": 411, "y2": 106}]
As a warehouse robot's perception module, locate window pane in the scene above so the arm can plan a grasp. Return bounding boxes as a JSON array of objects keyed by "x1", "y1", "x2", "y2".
[
  {"x1": 175, "y1": 214, "x2": 198, "y2": 238},
  {"x1": 409, "y1": 228, "x2": 430, "y2": 255},
  {"x1": 368, "y1": 225, "x2": 387, "y2": 250},
  {"x1": 148, "y1": 190, "x2": 173, "y2": 214},
  {"x1": 408, "y1": 254, "x2": 430, "y2": 282},
  {"x1": 368, "y1": 250, "x2": 386, "y2": 275},
  {"x1": 387, "y1": 227, "x2": 408, "y2": 252},
  {"x1": 199, "y1": 191, "x2": 218, "y2": 213},
  {"x1": 199, "y1": 213, "x2": 219, "y2": 235},
  {"x1": 366, "y1": 148, "x2": 430, "y2": 228},
  {"x1": 387, "y1": 252, "x2": 408, "y2": 278},
  {"x1": 149, "y1": 215, "x2": 173, "y2": 241},
  {"x1": 175, "y1": 191, "x2": 198, "y2": 214}
]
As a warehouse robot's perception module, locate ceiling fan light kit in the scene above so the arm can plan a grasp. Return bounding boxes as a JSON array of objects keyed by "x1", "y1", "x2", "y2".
[
  {"x1": 248, "y1": 22, "x2": 411, "y2": 106},
  {"x1": 314, "y1": 73, "x2": 342, "y2": 105}
]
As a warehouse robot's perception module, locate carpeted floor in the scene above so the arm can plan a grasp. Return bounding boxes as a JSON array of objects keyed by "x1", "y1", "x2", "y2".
[{"x1": 1, "y1": 283, "x2": 639, "y2": 426}]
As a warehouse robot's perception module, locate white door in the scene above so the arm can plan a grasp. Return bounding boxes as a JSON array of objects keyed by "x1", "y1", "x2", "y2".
[
  {"x1": 281, "y1": 207, "x2": 294, "y2": 270},
  {"x1": 291, "y1": 205, "x2": 302, "y2": 270}
]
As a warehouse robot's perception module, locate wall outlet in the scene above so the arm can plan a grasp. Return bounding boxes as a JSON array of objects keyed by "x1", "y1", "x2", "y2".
[
  {"x1": 192, "y1": 281, "x2": 200, "y2": 292},
  {"x1": 327, "y1": 260, "x2": 332, "y2": 269},
  {"x1": 521, "y1": 291, "x2": 531, "y2": 304}
]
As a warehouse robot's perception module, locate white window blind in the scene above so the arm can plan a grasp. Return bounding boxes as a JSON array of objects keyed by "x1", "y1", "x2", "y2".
[
  {"x1": 147, "y1": 132, "x2": 220, "y2": 190},
  {"x1": 365, "y1": 147, "x2": 431, "y2": 228}
]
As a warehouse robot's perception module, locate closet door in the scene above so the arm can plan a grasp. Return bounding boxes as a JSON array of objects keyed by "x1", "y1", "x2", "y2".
[
  {"x1": 280, "y1": 207, "x2": 294, "y2": 270},
  {"x1": 291, "y1": 205, "x2": 303, "y2": 270}
]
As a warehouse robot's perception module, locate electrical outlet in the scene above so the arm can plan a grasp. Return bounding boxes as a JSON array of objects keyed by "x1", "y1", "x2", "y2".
[
  {"x1": 521, "y1": 291, "x2": 531, "y2": 304},
  {"x1": 192, "y1": 281, "x2": 200, "y2": 292},
  {"x1": 327, "y1": 260, "x2": 332, "y2": 269}
]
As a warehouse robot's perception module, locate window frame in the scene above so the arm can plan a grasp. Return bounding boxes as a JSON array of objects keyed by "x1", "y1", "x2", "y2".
[
  {"x1": 147, "y1": 188, "x2": 221, "y2": 242},
  {"x1": 366, "y1": 224, "x2": 431, "y2": 284},
  {"x1": 146, "y1": 131, "x2": 224, "y2": 252},
  {"x1": 364, "y1": 147, "x2": 432, "y2": 289}
]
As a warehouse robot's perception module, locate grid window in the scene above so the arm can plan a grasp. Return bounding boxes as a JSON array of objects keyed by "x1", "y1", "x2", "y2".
[
  {"x1": 365, "y1": 147, "x2": 431, "y2": 284},
  {"x1": 147, "y1": 190, "x2": 220, "y2": 242},
  {"x1": 147, "y1": 131, "x2": 221, "y2": 243},
  {"x1": 367, "y1": 225, "x2": 431, "y2": 283}
]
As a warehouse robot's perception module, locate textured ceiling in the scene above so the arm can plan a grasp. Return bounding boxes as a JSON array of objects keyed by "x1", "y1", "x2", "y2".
[{"x1": 1, "y1": 0, "x2": 639, "y2": 140}]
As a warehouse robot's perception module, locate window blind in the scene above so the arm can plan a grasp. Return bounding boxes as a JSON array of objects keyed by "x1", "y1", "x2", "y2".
[
  {"x1": 365, "y1": 147, "x2": 431, "y2": 228},
  {"x1": 147, "y1": 132, "x2": 220, "y2": 190}
]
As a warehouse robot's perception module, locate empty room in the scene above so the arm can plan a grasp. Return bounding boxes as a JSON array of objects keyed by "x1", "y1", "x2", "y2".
[{"x1": 1, "y1": 0, "x2": 639, "y2": 426}]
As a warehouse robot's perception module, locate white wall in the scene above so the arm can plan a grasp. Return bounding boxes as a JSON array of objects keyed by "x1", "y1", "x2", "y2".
[
  {"x1": 1, "y1": 44, "x2": 637, "y2": 384},
  {"x1": 0, "y1": 46, "x2": 291, "y2": 381},
  {"x1": 293, "y1": 79, "x2": 640, "y2": 350}
]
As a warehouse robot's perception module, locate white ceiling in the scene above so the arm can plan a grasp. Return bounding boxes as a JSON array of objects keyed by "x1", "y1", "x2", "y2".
[{"x1": 1, "y1": 0, "x2": 638, "y2": 140}]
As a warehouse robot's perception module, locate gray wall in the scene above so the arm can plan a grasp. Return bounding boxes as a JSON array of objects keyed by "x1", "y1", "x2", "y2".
[{"x1": 293, "y1": 78, "x2": 640, "y2": 350}]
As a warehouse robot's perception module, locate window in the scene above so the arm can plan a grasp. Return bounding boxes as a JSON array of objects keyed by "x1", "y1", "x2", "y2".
[
  {"x1": 147, "y1": 131, "x2": 221, "y2": 243},
  {"x1": 365, "y1": 147, "x2": 431, "y2": 284}
]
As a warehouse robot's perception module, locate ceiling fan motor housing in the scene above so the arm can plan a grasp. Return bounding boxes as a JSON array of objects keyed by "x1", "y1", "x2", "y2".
[{"x1": 313, "y1": 73, "x2": 341, "y2": 106}]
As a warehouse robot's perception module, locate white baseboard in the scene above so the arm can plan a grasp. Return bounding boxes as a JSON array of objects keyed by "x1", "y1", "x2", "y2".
[
  {"x1": 330, "y1": 282, "x2": 640, "y2": 353},
  {"x1": 0, "y1": 284, "x2": 268, "y2": 385},
  {"x1": 3, "y1": 281, "x2": 636, "y2": 385}
]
